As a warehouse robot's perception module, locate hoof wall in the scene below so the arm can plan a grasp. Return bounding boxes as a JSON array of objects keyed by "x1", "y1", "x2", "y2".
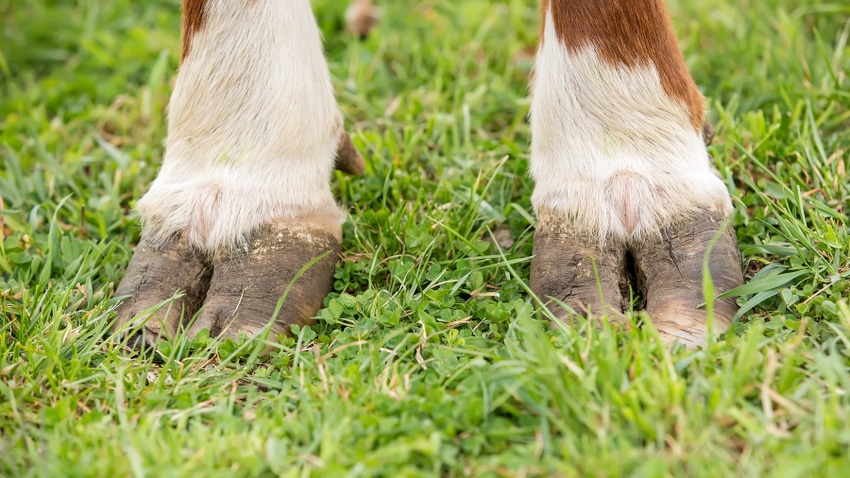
[
  {"x1": 113, "y1": 219, "x2": 340, "y2": 347},
  {"x1": 531, "y1": 211, "x2": 743, "y2": 347}
]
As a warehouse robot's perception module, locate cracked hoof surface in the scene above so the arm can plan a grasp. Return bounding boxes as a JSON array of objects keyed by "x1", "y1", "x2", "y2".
[
  {"x1": 530, "y1": 225, "x2": 626, "y2": 321},
  {"x1": 113, "y1": 234, "x2": 213, "y2": 347},
  {"x1": 114, "y1": 220, "x2": 340, "y2": 347},
  {"x1": 633, "y1": 212, "x2": 742, "y2": 347},
  {"x1": 531, "y1": 211, "x2": 743, "y2": 347},
  {"x1": 186, "y1": 222, "x2": 340, "y2": 340}
]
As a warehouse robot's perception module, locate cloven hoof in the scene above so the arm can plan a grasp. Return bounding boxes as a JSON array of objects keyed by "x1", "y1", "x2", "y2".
[
  {"x1": 185, "y1": 222, "x2": 340, "y2": 340},
  {"x1": 113, "y1": 220, "x2": 340, "y2": 348},
  {"x1": 113, "y1": 234, "x2": 213, "y2": 348},
  {"x1": 531, "y1": 210, "x2": 743, "y2": 348}
]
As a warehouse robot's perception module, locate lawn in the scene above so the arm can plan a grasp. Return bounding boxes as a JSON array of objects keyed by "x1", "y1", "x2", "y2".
[{"x1": 1, "y1": 0, "x2": 850, "y2": 476}]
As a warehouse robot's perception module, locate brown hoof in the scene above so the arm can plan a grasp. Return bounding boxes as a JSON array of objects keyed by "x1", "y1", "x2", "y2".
[
  {"x1": 186, "y1": 219, "x2": 341, "y2": 341},
  {"x1": 632, "y1": 211, "x2": 742, "y2": 347},
  {"x1": 113, "y1": 234, "x2": 213, "y2": 347},
  {"x1": 530, "y1": 223, "x2": 627, "y2": 321},
  {"x1": 531, "y1": 211, "x2": 743, "y2": 347}
]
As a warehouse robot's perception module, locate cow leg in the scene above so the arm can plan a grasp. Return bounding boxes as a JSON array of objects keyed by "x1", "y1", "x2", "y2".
[
  {"x1": 345, "y1": 0, "x2": 379, "y2": 38},
  {"x1": 529, "y1": 0, "x2": 743, "y2": 347},
  {"x1": 114, "y1": 0, "x2": 362, "y2": 345}
]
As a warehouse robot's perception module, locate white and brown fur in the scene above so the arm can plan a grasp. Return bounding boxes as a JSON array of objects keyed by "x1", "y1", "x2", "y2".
[
  {"x1": 117, "y1": 0, "x2": 741, "y2": 347},
  {"x1": 137, "y1": 0, "x2": 345, "y2": 251},
  {"x1": 531, "y1": 0, "x2": 732, "y2": 242}
]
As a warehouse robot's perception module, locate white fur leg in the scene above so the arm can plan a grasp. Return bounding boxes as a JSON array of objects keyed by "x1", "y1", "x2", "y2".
[
  {"x1": 137, "y1": 0, "x2": 343, "y2": 252},
  {"x1": 530, "y1": 13, "x2": 732, "y2": 242}
]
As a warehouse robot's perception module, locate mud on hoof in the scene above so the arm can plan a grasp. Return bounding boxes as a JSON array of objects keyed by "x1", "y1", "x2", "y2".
[
  {"x1": 530, "y1": 224, "x2": 627, "y2": 322},
  {"x1": 531, "y1": 211, "x2": 743, "y2": 347},
  {"x1": 186, "y1": 220, "x2": 341, "y2": 341},
  {"x1": 113, "y1": 234, "x2": 213, "y2": 348},
  {"x1": 114, "y1": 218, "x2": 340, "y2": 347}
]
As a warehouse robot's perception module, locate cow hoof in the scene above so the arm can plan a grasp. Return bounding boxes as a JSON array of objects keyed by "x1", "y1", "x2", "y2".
[
  {"x1": 631, "y1": 211, "x2": 742, "y2": 347},
  {"x1": 114, "y1": 215, "x2": 340, "y2": 347},
  {"x1": 530, "y1": 224, "x2": 627, "y2": 322},
  {"x1": 113, "y1": 234, "x2": 213, "y2": 348},
  {"x1": 531, "y1": 211, "x2": 743, "y2": 347},
  {"x1": 185, "y1": 216, "x2": 341, "y2": 341}
]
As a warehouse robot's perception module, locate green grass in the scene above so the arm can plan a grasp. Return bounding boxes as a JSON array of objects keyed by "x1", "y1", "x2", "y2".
[{"x1": 1, "y1": 0, "x2": 849, "y2": 475}]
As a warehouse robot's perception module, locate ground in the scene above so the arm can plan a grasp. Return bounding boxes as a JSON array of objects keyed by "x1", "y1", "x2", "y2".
[{"x1": 1, "y1": 0, "x2": 850, "y2": 476}]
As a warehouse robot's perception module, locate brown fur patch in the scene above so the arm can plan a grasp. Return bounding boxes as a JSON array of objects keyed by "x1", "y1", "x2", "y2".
[
  {"x1": 182, "y1": 0, "x2": 208, "y2": 62},
  {"x1": 541, "y1": 0, "x2": 704, "y2": 131}
]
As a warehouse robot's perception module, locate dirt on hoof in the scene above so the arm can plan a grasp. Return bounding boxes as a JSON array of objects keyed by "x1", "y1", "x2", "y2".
[
  {"x1": 632, "y1": 211, "x2": 743, "y2": 348},
  {"x1": 186, "y1": 219, "x2": 341, "y2": 341},
  {"x1": 531, "y1": 211, "x2": 743, "y2": 347},
  {"x1": 113, "y1": 234, "x2": 213, "y2": 347},
  {"x1": 530, "y1": 221, "x2": 627, "y2": 323}
]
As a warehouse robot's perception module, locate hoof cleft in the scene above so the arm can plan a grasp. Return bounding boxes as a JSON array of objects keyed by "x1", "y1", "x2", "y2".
[{"x1": 531, "y1": 211, "x2": 743, "y2": 347}]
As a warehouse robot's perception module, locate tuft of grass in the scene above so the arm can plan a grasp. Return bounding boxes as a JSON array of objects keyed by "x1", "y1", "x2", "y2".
[{"x1": 2, "y1": 0, "x2": 849, "y2": 475}]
